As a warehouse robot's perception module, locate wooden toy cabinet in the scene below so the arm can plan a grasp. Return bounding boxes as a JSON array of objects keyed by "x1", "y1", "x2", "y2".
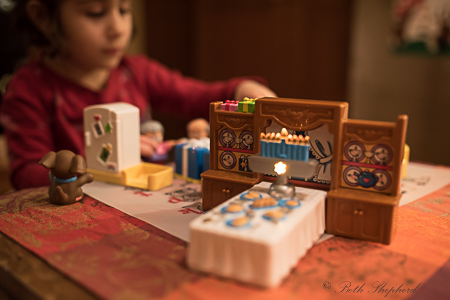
[
  {"x1": 327, "y1": 194, "x2": 399, "y2": 243},
  {"x1": 201, "y1": 103, "x2": 263, "y2": 210},
  {"x1": 326, "y1": 116, "x2": 408, "y2": 244}
]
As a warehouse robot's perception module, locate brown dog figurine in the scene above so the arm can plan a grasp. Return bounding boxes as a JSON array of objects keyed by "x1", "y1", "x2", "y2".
[{"x1": 39, "y1": 150, "x2": 94, "y2": 205}]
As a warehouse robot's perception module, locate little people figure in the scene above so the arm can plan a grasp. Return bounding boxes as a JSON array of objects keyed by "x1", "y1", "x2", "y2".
[
  {"x1": 140, "y1": 120, "x2": 174, "y2": 162},
  {"x1": 187, "y1": 118, "x2": 210, "y2": 139}
]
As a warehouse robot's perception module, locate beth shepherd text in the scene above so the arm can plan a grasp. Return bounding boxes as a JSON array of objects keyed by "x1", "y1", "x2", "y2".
[{"x1": 336, "y1": 281, "x2": 421, "y2": 297}]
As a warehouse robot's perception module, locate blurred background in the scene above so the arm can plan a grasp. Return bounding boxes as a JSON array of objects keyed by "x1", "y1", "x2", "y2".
[
  {"x1": 133, "y1": 0, "x2": 450, "y2": 167},
  {"x1": 1, "y1": 0, "x2": 449, "y2": 188}
]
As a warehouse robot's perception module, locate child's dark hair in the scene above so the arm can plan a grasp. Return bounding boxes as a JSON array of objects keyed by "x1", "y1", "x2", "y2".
[
  {"x1": 12, "y1": 0, "x2": 61, "y2": 48},
  {"x1": 11, "y1": 0, "x2": 136, "y2": 52}
]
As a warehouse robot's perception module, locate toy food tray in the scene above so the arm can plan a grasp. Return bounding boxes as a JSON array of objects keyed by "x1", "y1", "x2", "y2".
[
  {"x1": 187, "y1": 182, "x2": 326, "y2": 288},
  {"x1": 88, "y1": 162, "x2": 173, "y2": 191}
]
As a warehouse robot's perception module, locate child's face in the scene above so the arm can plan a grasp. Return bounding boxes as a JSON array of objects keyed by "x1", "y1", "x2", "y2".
[{"x1": 56, "y1": 0, "x2": 133, "y2": 70}]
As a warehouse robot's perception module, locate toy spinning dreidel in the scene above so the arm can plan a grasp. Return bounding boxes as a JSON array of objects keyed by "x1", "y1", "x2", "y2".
[{"x1": 39, "y1": 150, "x2": 94, "y2": 205}]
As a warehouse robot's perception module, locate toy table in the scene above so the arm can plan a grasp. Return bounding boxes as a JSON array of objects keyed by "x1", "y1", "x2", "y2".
[
  {"x1": 1, "y1": 162, "x2": 449, "y2": 299},
  {"x1": 187, "y1": 182, "x2": 326, "y2": 288}
]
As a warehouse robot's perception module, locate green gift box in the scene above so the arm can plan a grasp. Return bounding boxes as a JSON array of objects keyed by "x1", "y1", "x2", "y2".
[{"x1": 238, "y1": 98, "x2": 256, "y2": 113}]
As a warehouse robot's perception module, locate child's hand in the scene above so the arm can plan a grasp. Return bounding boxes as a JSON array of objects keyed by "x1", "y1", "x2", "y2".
[
  {"x1": 140, "y1": 135, "x2": 160, "y2": 157},
  {"x1": 234, "y1": 80, "x2": 277, "y2": 101}
]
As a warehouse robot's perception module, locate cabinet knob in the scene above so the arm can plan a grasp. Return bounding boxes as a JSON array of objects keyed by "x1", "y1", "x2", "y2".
[
  {"x1": 359, "y1": 210, "x2": 364, "y2": 216},
  {"x1": 353, "y1": 210, "x2": 358, "y2": 215},
  {"x1": 222, "y1": 189, "x2": 230, "y2": 194}
]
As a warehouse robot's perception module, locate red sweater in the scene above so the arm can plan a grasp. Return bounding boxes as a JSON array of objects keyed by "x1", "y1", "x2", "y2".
[{"x1": 0, "y1": 55, "x2": 255, "y2": 189}]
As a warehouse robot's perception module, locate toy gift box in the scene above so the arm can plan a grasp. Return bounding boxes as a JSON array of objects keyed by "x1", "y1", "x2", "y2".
[
  {"x1": 175, "y1": 138, "x2": 210, "y2": 181},
  {"x1": 220, "y1": 100, "x2": 239, "y2": 112},
  {"x1": 238, "y1": 97, "x2": 257, "y2": 113}
]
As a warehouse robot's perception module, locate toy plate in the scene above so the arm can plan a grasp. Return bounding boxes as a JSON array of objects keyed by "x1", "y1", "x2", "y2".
[
  {"x1": 239, "y1": 191, "x2": 263, "y2": 201},
  {"x1": 226, "y1": 218, "x2": 251, "y2": 229},
  {"x1": 221, "y1": 205, "x2": 245, "y2": 214},
  {"x1": 249, "y1": 203, "x2": 279, "y2": 210},
  {"x1": 262, "y1": 210, "x2": 287, "y2": 222},
  {"x1": 278, "y1": 199, "x2": 301, "y2": 209}
]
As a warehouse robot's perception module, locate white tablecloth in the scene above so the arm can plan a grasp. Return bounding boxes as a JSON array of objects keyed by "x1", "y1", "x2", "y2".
[{"x1": 187, "y1": 182, "x2": 326, "y2": 288}]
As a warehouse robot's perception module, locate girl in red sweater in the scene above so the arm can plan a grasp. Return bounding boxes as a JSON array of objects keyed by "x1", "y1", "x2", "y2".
[{"x1": 0, "y1": 0, "x2": 275, "y2": 189}]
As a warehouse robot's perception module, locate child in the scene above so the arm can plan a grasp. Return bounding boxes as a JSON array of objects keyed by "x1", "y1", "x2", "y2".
[{"x1": 0, "y1": 0, "x2": 276, "y2": 190}]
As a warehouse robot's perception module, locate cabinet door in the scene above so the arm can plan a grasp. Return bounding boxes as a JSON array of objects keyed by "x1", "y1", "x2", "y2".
[
  {"x1": 327, "y1": 193, "x2": 396, "y2": 244},
  {"x1": 202, "y1": 179, "x2": 241, "y2": 210},
  {"x1": 210, "y1": 180, "x2": 233, "y2": 205},
  {"x1": 334, "y1": 199, "x2": 358, "y2": 238},
  {"x1": 358, "y1": 203, "x2": 385, "y2": 242},
  {"x1": 202, "y1": 179, "x2": 227, "y2": 211},
  {"x1": 211, "y1": 181, "x2": 251, "y2": 204},
  {"x1": 202, "y1": 179, "x2": 253, "y2": 211}
]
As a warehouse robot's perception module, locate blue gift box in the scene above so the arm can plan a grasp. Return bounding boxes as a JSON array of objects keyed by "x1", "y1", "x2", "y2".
[
  {"x1": 175, "y1": 143, "x2": 210, "y2": 180},
  {"x1": 175, "y1": 143, "x2": 186, "y2": 175},
  {"x1": 188, "y1": 148, "x2": 209, "y2": 179}
]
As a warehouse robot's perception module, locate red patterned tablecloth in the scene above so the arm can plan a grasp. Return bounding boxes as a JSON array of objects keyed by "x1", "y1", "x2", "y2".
[{"x1": 0, "y1": 184, "x2": 449, "y2": 300}]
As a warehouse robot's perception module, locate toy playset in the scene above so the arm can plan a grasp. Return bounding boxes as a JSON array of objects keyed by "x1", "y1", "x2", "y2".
[
  {"x1": 72, "y1": 98, "x2": 407, "y2": 288},
  {"x1": 187, "y1": 97, "x2": 408, "y2": 287},
  {"x1": 198, "y1": 97, "x2": 408, "y2": 240}
]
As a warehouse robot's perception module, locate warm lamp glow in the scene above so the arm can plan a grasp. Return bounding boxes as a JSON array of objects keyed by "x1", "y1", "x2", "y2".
[{"x1": 274, "y1": 161, "x2": 287, "y2": 175}]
